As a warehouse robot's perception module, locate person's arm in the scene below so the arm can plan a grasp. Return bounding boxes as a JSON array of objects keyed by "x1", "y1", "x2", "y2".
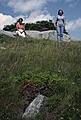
[
  {"x1": 22, "y1": 23, "x2": 25, "y2": 31},
  {"x1": 62, "y1": 19, "x2": 65, "y2": 24},
  {"x1": 16, "y1": 22, "x2": 20, "y2": 30},
  {"x1": 55, "y1": 18, "x2": 59, "y2": 26}
]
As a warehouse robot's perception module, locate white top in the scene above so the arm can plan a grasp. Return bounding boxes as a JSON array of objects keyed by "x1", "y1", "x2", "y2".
[{"x1": 57, "y1": 15, "x2": 64, "y2": 19}]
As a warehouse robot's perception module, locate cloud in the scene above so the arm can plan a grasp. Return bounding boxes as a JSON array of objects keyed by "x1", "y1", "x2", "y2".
[
  {"x1": 8, "y1": 0, "x2": 45, "y2": 13},
  {"x1": 25, "y1": 11, "x2": 54, "y2": 23},
  {"x1": 0, "y1": 12, "x2": 54, "y2": 30},
  {"x1": 7, "y1": 0, "x2": 55, "y2": 24},
  {"x1": 16, "y1": 10, "x2": 54, "y2": 23},
  {"x1": 0, "y1": 0, "x2": 56, "y2": 30},
  {"x1": 7, "y1": 0, "x2": 57, "y2": 13},
  {"x1": 7, "y1": 0, "x2": 80, "y2": 13},
  {"x1": 1, "y1": 12, "x2": 81, "y2": 33},
  {"x1": 66, "y1": 18, "x2": 81, "y2": 31},
  {"x1": 65, "y1": 0, "x2": 75, "y2": 2},
  {"x1": 65, "y1": 0, "x2": 79, "y2": 7},
  {"x1": 0, "y1": 13, "x2": 16, "y2": 30}
]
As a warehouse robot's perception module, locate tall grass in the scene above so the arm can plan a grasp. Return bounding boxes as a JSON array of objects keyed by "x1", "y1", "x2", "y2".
[
  {"x1": 0, "y1": 34, "x2": 81, "y2": 120},
  {"x1": 0, "y1": 34, "x2": 81, "y2": 80}
]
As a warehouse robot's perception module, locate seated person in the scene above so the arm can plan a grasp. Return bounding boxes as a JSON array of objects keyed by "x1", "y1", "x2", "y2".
[{"x1": 16, "y1": 18, "x2": 26, "y2": 37}]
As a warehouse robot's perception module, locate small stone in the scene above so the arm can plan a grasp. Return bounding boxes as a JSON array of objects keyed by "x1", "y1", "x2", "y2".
[
  {"x1": 22, "y1": 94, "x2": 45, "y2": 120},
  {"x1": 0, "y1": 47, "x2": 6, "y2": 50}
]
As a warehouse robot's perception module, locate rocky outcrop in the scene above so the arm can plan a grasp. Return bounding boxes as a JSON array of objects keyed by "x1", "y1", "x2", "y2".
[
  {"x1": 0, "y1": 30, "x2": 71, "y2": 41},
  {"x1": 25, "y1": 30, "x2": 57, "y2": 40},
  {"x1": 0, "y1": 30, "x2": 15, "y2": 38}
]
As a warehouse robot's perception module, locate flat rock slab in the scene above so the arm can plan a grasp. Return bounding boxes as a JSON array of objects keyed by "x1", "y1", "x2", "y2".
[
  {"x1": 22, "y1": 94, "x2": 45, "y2": 120},
  {"x1": 0, "y1": 30, "x2": 71, "y2": 41},
  {"x1": 0, "y1": 30, "x2": 15, "y2": 38}
]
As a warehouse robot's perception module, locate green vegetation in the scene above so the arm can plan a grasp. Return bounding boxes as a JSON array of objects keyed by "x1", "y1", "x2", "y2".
[
  {"x1": 3, "y1": 20, "x2": 56, "y2": 31},
  {"x1": 0, "y1": 34, "x2": 81, "y2": 120}
]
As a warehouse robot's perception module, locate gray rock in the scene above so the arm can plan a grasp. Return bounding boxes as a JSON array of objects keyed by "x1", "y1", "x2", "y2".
[
  {"x1": 25, "y1": 30, "x2": 71, "y2": 41},
  {"x1": 0, "y1": 30, "x2": 71, "y2": 41},
  {"x1": 25, "y1": 30, "x2": 57, "y2": 40},
  {"x1": 0, "y1": 30, "x2": 15, "y2": 38},
  {"x1": 22, "y1": 94, "x2": 45, "y2": 120}
]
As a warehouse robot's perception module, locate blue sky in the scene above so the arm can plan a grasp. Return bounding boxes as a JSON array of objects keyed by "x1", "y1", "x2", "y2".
[{"x1": 0, "y1": 0, "x2": 81, "y2": 40}]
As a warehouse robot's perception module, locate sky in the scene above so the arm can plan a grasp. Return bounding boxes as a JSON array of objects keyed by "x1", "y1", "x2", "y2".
[{"x1": 0, "y1": 0, "x2": 81, "y2": 40}]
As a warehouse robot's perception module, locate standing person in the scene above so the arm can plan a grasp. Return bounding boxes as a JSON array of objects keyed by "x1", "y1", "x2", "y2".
[
  {"x1": 16, "y1": 18, "x2": 26, "y2": 37},
  {"x1": 55, "y1": 9, "x2": 65, "y2": 41}
]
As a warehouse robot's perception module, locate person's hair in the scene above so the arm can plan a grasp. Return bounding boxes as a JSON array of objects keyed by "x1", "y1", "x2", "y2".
[
  {"x1": 17, "y1": 18, "x2": 23, "y2": 22},
  {"x1": 58, "y1": 9, "x2": 64, "y2": 16}
]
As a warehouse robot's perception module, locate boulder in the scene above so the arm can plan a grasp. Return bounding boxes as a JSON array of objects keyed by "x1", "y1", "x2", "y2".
[
  {"x1": 22, "y1": 94, "x2": 45, "y2": 120},
  {"x1": 0, "y1": 30, "x2": 71, "y2": 41},
  {"x1": 0, "y1": 30, "x2": 15, "y2": 38}
]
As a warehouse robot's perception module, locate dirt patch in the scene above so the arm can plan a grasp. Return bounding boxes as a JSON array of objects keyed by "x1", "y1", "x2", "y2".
[
  {"x1": 20, "y1": 80, "x2": 39, "y2": 102},
  {"x1": 20, "y1": 80, "x2": 52, "y2": 113}
]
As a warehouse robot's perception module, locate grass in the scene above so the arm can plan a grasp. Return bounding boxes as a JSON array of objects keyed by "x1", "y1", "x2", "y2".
[{"x1": 0, "y1": 34, "x2": 81, "y2": 120}]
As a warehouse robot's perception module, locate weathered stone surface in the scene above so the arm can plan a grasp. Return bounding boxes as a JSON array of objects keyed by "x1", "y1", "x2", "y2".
[
  {"x1": 0, "y1": 30, "x2": 15, "y2": 38},
  {"x1": 25, "y1": 30, "x2": 57, "y2": 40},
  {"x1": 26, "y1": 30, "x2": 71, "y2": 41},
  {"x1": 0, "y1": 30, "x2": 71, "y2": 41},
  {"x1": 22, "y1": 94, "x2": 44, "y2": 120}
]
